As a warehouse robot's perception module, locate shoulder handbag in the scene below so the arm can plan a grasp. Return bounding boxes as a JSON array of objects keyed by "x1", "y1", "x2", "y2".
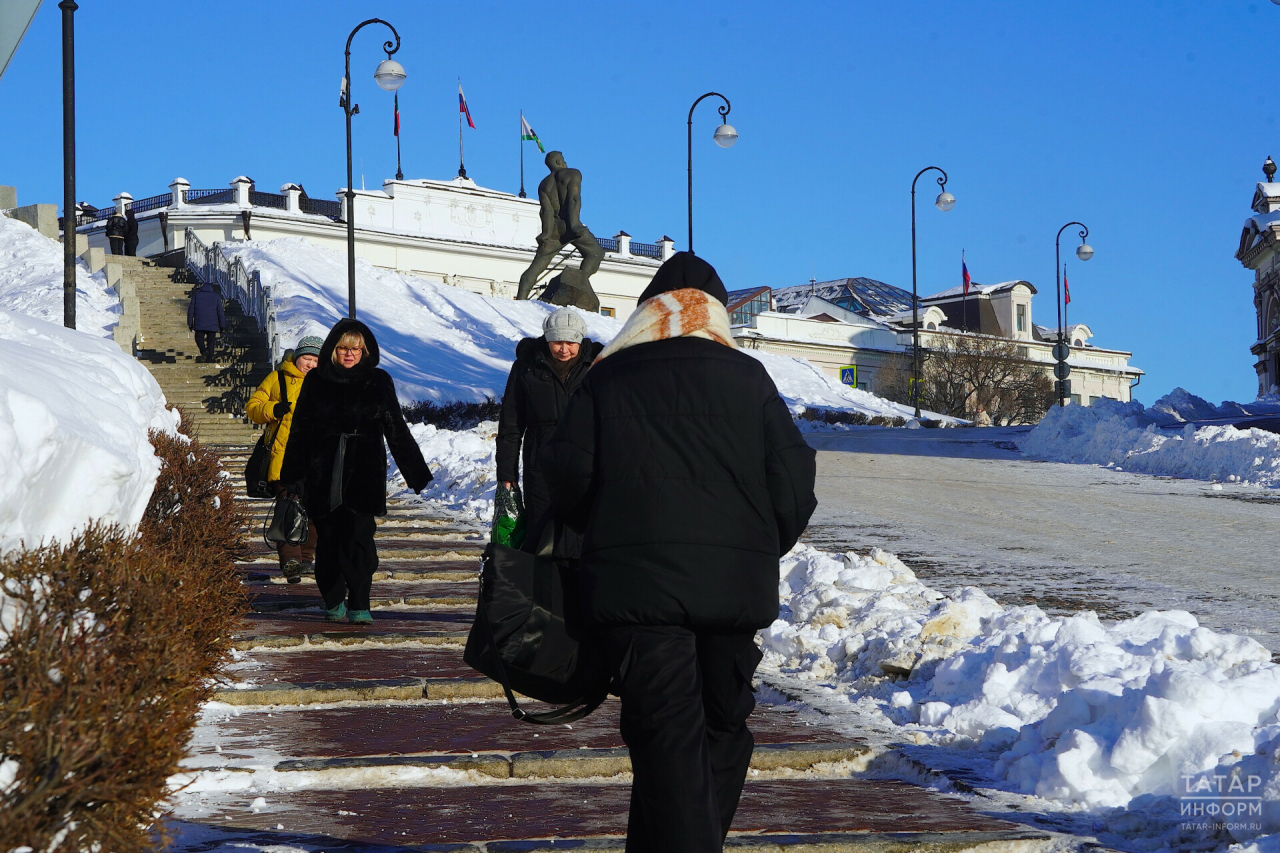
[
  {"x1": 243, "y1": 368, "x2": 289, "y2": 499},
  {"x1": 463, "y1": 523, "x2": 611, "y2": 724},
  {"x1": 263, "y1": 493, "x2": 309, "y2": 546}
]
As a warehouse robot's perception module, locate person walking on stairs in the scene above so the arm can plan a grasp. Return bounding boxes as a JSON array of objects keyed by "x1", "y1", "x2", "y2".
[
  {"x1": 124, "y1": 208, "x2": 139, "y2": 256},
  {"x1": 187, "y1": 281, "x2": 225, "y2": 364},
  {"x1": 543, "y1": 252, "x2": 818, "y2": 852},
  {"x1": 248, "y1": 336, "x2": 324, "y2": 584},
  {"x1": 279, "y1": 319, "x2": 432, "y2": 625},
  {"x1": 496, "y1": 307, "x2": 602, "y2": 557},
  {"x1": 105, "y1": 209, "x2": 127, "y2": 255}
]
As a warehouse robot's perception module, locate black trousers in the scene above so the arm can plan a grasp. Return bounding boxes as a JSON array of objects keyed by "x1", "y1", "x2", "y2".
[
  {"x1": 603, "y1": 625, "x2": 762, "y2": 853},
  {"x1": 314, "y1": 507, "x2": 378, "y2": 611},
  {"x1": 194, "y1": 330, "x2": 217, "y2": 362},
  {"x1": 109, "y1": 236, "x2": 125, "y2": 254},
  {"x1": 124, "y1": 238, "x2": 138, "y2": 256}
]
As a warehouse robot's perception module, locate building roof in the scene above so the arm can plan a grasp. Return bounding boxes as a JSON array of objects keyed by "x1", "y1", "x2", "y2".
[
  {"x1": 773, "y1": 277, "x2": 915, "y2": 318},
  {"x1": 726, "y1": 286, "x2": 770, "y2": 312},
  {"x1": 922, "y1": 280, "x2": 1036, "y2": 301}
]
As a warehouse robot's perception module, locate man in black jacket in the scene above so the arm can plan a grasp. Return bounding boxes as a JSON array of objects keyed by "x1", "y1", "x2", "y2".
[
  {"x1": 543, "y1": 253, "x2": 817, "y2": 852},
  {"x1": 124, "y1": 208, "x2": 140, "y2": 256},
  {"x1": 105, "y1": 211, "x2": 127, "y2": 255}
]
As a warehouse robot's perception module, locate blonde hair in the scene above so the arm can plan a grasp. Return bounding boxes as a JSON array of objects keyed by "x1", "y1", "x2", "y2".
[{"x1": 331, "y1": 330, "x2": 367, "y2": 364}]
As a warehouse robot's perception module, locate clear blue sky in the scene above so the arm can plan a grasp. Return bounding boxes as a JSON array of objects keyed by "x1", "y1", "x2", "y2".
[{"x1": 0, "y1": 0, "x2": 1272, "y2": 403}]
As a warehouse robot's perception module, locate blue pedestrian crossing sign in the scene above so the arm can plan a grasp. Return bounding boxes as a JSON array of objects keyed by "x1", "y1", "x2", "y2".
[{"x1": 839, "y1": 365, "x2": 857, "y2": 386}]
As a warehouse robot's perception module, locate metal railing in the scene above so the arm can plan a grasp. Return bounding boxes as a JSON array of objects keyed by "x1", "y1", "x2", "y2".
[
  {"x1": 630, "y1": 241, "x2": 662, "y2": 259},
  {"x1": 598, "y1": 236, "x2": 617, "y2": 252},
  {"x1": 300, "y1": 196, "x2": 343, "y2": 219},
  {"x1": 86, "y1": 192, "x2": 172, "y2": 221},
  {"x1": 249, "y1": 190, "x2": 287, "y2": 210},
  {"x1": 186, "y1": 188, "x2": 233, "y2": 205},
  {"x1": 183, "y1": 227, "x2": 281, "y2": 366}
]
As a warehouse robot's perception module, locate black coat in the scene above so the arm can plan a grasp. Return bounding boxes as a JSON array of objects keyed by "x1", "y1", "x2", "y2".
[
  {"x1": 187, "y1": 284, "x2": 225, "y2": 332},
  {"x1": 542, "y1": 337, "x2": 818, "y2": 631},
  {"x1": 496, "y1": 336, "x2": 602, "y2": 513},
  {"x1": 279, "y1": 319, "x2": 432, "y2": 518},
  {"x1": 124, "y1": 212, "x2": 139, "y2": 248},
  {"x1": 105, "y1": 213, "x2": 127, "y2": 238}
]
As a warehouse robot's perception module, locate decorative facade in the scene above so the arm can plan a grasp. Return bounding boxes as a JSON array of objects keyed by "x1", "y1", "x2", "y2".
[{"x1": 1235, "y1": 159, "x2": 1280, "y2": 395}]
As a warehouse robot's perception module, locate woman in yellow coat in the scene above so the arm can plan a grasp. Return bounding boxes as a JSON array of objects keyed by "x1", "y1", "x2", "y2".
[{"x1": 248, "y1": 335, "x2": 323, "y2": 583}]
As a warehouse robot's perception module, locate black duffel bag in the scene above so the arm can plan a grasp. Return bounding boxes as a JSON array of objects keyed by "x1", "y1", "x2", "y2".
[{"x1": 464, "y1": 524, "x2": 611, "y2": 724}]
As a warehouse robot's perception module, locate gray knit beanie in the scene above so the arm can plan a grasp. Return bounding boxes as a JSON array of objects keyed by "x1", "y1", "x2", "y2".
[
  {"x1": 543, "y1": 307, "x2": 586, "y2": 343},
  {"x1": 294, "y1": 335, "x2": 324, "y2": 359}
]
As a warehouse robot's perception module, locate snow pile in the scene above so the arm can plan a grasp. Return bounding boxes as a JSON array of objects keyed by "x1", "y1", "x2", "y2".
[
  {"x1": 388, "y1": 421, "x2": 498, "y2": 521},
  {"x1": 0, "y1": 309, "x2": 177, "y2": 553},
  {"x1": 0, "y1": 214, "x2": 121, "y2": 336},
  {"x1": 1022, "y1": 391, "x2": 1280, "y2": 487},
  {"x1": 764, "y1": 544, "x2": 1280, "y2": 829},
  {"x1": 219, "y1": 237, "x2": 919, "y2": 419}
]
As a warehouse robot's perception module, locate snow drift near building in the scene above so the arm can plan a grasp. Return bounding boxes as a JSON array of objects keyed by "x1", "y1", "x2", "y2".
[
  {"x1": 219, "y1": 237, "x2": 920, "y2": 419},
  {"x1": 1021, "y1": 390, "x2": 1280, "y2": 487},
  {"x1": 0, "y1": 309, "x2": 177, "y2": 553},
  {"x1": 0, "y1": 214, "x2": 121, "y2": 337},
  {"x1": 764, "y1": 543, "x2": 1280, "y2": 842}
]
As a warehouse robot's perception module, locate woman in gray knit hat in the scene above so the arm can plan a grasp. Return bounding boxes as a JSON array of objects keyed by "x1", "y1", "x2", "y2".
[
  {"x1": 247, "y1": 335, "x2": 325, "y2": 583},
  {"x1": 496, "y1": 308, "x2": 601, "y2": 556}
]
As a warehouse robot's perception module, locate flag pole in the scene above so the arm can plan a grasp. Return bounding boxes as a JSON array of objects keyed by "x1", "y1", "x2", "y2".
[
  {"x1": 519, "y1": 110, "x2": 526, "y2": 198},
  {"x1": 458, "y1": 78, "x2": 467, "y2": 179}
]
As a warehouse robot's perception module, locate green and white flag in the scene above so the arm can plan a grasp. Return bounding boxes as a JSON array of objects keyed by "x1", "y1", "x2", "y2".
[{"x1": 521, "y1": 113, "x2": 545, "y2": 154}]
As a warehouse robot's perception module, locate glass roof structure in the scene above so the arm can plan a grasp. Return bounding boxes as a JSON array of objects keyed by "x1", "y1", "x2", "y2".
[{"x1": 772, "y1": 278, "x2": 916, "y2": 318}]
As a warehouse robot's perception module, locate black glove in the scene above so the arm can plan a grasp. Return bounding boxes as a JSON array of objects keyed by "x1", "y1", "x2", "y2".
[{"x1": 273, "y1": 401, "x2": 291, "y2": 418}]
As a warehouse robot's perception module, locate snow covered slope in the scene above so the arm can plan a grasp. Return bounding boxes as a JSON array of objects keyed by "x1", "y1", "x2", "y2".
[
  {"x1": 0, "y1": 214, "x2": 121, "y2": 337},
  {"x1": 1022, "y1": 390, "x2": 1280, "y2": 487},
  {"x1": 0, "y1": 309, "x2": 177, "y2": 552},
  {"x1": 220, "y1": 237, "x2": 920, "y2": 418}
]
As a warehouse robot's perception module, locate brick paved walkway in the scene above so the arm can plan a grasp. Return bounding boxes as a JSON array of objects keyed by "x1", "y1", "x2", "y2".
[{"x1": 170, "y1": 451, "x2": 1061, "y2": 853}]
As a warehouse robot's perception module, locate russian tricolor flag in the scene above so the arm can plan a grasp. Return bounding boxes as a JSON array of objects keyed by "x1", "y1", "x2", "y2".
[
  {"x1": 962, "y1": 251, "x2": 971, "y2": 295},
  {"x1": 458, "y1": 83, "x2": 475, "y2": 129}
]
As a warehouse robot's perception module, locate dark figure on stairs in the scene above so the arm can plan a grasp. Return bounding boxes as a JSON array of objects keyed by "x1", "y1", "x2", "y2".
[
  {"x1": 543, "y1": 252, "x2": 818, "y2": 852},
  {"x1": 105, "y1": 210, "x2": 127, "y2": 255},
  {"x1": 279, "y1": 319, "x2": 433, "y2": 625},
  {"x1": 187, "y1": 282, "x2": 225, "y2": 364},
  {"x1": 124, "y1": 208, "x2": 139, "y2": 256}
]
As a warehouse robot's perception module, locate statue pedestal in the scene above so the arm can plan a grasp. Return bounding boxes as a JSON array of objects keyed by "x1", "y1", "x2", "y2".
[{"x1": 539, "y1": 269, "x2": 600, "y2": 312}]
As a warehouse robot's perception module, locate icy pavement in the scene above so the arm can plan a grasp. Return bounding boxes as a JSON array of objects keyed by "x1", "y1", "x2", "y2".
[{"x1": 804, "y1": 425, "x2": 1280, "y2": 651}]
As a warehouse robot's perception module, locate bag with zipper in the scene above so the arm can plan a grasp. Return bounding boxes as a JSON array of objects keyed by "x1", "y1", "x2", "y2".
[{"x1": 463, "y1": 522, "x2": 611, "y2": 724}]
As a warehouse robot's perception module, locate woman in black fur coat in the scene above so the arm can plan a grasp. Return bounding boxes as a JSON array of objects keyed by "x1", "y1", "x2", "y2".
[{"x1": 280, "y1": 318, "x2": 432, "y2": 624}]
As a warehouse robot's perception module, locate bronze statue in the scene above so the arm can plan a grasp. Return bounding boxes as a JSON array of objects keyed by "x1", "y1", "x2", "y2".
[{"x1": 517, "y1": 151, "x2": 604, "y2": 309}]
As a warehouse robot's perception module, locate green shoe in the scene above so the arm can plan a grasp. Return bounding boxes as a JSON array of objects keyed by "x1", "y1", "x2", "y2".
[
  {"x1": 348, "y1": 609, "x2": 373, "y2": 625},
  {"x1": 324, "y1": 601, "x2": 347, "y2": 622}
]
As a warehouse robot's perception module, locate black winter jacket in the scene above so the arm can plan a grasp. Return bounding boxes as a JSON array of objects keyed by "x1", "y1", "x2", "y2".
[
  {"x1": 496, "y1": 336, "x2": 603, "y2": 508},
  {"x1": 542, "y1": 336, "x2": 817, "y2": 630},
  {"x1": 279, "y1": 319, "x2": 432, "y2": 517},
  {"x1": 105, "y1": 214, "x2": 127, "y2": 238}
]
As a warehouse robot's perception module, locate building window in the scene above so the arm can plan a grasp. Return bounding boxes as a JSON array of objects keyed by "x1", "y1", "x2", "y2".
[
  {"x1": 1016, "y1": 304, "x2": 1027, "y2": 332},
  {"x1": 600, "y1": 307, "x2": 615, "y2": 317},
  {"x1": 729, "y1": 291, "x2": 771, "y2": 326},
  {"x1": 926, "y1": 322, "x2": 937, "y2": 330},
  {"x1": 1073, "y1": 338, "x2": 1083, "y2": 347},
  {"x1": 1017, "y1": 346, "x2": 1030, "y2": 358},
  {"x1": 1070, "y1": 394, "x2": 1081, "y2": 406}
]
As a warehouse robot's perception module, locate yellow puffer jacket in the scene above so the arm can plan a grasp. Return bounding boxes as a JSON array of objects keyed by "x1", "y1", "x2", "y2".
[{"x1": 247, "y1": 358, "x2": 308, "y2": 482}]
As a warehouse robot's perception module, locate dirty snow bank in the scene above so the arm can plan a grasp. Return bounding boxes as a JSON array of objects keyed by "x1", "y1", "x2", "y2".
[
  {"x1": 1021, "y1": 390, "x2": 1280, "y2": 487},
  {"x1": 764, "y1": 544, "x2": 1280, "y2": 843},
  {"x1": 219, "y1": 237, "x2": 920, "y2": 419},
  {"x1": 0, "y1": 214, "x2": 121, "y2": 336},
  {"x1": 0, "y1": 310, "x2": 177, "y2": 552}
]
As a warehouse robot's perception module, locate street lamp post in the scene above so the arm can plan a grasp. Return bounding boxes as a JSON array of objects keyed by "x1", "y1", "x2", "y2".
[
  {"x1": 1053, "y1": 222, "x2": 1094, "y2": 407},
  {"x1": 341, "y1": 19, "x2": 405, "y2": 319},
  {"x1": 687, "y1": 92, "x2": 737, "y2": 255},
  {"x1": 909, "y1": 166, "x2": 955, "y2": 418},
  {"x1": 60, "y1": 0, "x2": 77, "y2": 330}
]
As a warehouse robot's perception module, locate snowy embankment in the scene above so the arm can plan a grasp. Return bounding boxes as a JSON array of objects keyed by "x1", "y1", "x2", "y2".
[
  {"x1": 0, "y1": 219, "x2": 177, "y2": 552},
  {"x1": 764, "y1": 544, "x2": 1280, "y2": 845},
  {"x1": 220, "y1": 237, "x2": 920, "y2": 420},
  {"x1": 1022, "y1": 389, "x2": 1280, "y2": 487},
  {"x1": 0, "y1": 214, "x2": 121, "y2": 337}
]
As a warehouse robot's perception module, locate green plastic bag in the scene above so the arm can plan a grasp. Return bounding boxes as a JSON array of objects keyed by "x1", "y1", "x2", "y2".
[{"x1": 490, "y1": 482, "x2": 526, "y2": 549}]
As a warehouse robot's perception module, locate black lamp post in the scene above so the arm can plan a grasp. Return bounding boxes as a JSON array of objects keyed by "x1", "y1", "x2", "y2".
[
  {"x1": 1053, "y1": 222, "x2": 1094, "y2": 407},
  {"x1": 60, "y1": 0, "x2": 77, "y2": 330},
  {"x1": 686, "y1": 92, "x2": 737, "y2": 255},
  {"x1": 340, "y1": 19, "x2": 405, "y2": 319},
  {"x1": 909, "y1": 166, "x2": 956, "y2": 418}
]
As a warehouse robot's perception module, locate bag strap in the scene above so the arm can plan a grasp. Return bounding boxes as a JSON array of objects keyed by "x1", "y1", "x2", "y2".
[{"x1": 475, "y1": 550, "x2": 609, "y2": 725}]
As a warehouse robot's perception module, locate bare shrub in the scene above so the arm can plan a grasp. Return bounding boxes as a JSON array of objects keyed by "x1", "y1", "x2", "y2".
[
  {"x1": 402, "y1": 398, "x2": 501, "y2": 430},
  {"x1": 0, "y1": 413, "x2": 246, "y2": 852}
]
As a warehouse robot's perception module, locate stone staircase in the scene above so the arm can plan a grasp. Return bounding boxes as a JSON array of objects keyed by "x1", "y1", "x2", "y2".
[{"x1": 123, "y1": 255, "x2": 271, "y2": 446}]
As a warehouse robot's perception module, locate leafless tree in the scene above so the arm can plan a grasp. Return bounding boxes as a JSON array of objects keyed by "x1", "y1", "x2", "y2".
[{"x1": 917, "y1": 334, "x2": 1054, "y2": 424}]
